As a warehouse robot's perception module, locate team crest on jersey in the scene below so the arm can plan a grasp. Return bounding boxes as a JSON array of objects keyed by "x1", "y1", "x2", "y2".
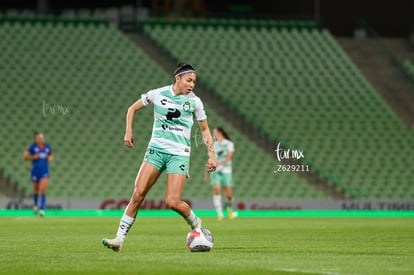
[{"x1": 182, "y1": 101, "x2": 192, "y2": 112}]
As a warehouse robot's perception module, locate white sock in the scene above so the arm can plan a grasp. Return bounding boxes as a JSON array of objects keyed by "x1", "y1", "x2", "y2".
[
  {"x1": 213, "y1": 195, "x2": 223, "y2": 217},
  {"x1": 116, "y1": 214, "x2": 135, "y2": 242},
  {"x1": 185, "y1": 210, "x2": 199, "y2": 228}
]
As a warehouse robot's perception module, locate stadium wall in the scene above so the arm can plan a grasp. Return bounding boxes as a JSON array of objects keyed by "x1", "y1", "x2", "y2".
[{"x1": 1, "y1": 198, "x2": 413, "y2": 211}]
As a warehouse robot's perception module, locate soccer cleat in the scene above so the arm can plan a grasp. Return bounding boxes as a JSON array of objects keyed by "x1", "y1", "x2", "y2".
[
  {"x1": 191, "y1": 217, "x2": 202, "y2": 229},
  {"x1": 39, "y1": 210, "x2": 45, "y2": 217},
  {"x1": 228, "y1": 208, "x2": 235, "y2": 220},
  {"x1": 217, "y1": 216, "x2": 224, "y2": 221},
  {"x1": 33, "y1": 206, "x2": 39, "y2": 216},
  {"x1": 102, "y1": 237, "x2": 123, "y2": 252}
]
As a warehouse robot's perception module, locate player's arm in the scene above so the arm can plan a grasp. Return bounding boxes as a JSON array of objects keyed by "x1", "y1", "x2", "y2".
[
  {"x1": 23, "y1": 150, "x2": 31, "y2": 161},
  {"x1": 23, "y1": 150, "x2": 39, "y2": 161},
  {"x1": 47, "y1": 151, "x2": 53, "y2": 162},
  {"x1": 217, "y1": 151, "x2": 233, "y2": 166},
  {"x1": 124, "y1": 99, "x2": 145, "y2": 148},
  {"x1": 198, "y1": 119, "x2": 216, "y2": 172},
  {"x1": 204, "y1": 166, "x2": 210, "y2": 183}
]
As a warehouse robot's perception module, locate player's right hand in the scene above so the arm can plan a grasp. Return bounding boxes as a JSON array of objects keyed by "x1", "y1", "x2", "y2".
[
  {"x1": 124, "y1": 132, "x2": 134, "y2": 148},
  {"x1": 32, "y1": 154, "x2": 40, "y2": 160},
  {"x1": 206, "y1": 157, "x2": 216, "y2": 172}
]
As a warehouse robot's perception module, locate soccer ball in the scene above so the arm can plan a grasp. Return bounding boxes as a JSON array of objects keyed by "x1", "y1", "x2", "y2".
[{"x1": 186, "y1": 228, "x2": 214, "y2": 252}]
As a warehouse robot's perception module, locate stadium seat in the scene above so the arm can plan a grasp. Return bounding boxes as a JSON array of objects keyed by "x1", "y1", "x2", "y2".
[
  {"x1": 141, "y1": 18, "x2": 414, "y2": 200},
  {"x1": 0, "y1": 16, "x2": 317, "y2": 200}
]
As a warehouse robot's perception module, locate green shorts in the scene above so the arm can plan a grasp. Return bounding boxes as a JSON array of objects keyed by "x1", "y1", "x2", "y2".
[
  {"x1": 143, "y1": 148, "x2": 189, "y2": 176},
  {"x1": 210, "y1": 171, "x2": 233, "y2": 186}
]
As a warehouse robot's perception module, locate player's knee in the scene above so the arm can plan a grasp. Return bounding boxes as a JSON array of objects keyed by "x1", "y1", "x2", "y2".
[{"x1": 165, "y1": 198, "x2": 180, "y2": 210}]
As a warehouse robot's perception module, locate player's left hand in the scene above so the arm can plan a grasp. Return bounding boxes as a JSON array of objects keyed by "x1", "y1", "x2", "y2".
[
  {"x1": 124, "y1": 131, "x2": 134, "y2": 148},
  {"x1": 206, "y1": 157, "x2": 216, "y2": 172}
]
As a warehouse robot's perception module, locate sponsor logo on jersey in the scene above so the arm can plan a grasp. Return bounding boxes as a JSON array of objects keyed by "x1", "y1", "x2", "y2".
[
  {"x1": 160, "y1": 98, "x2": 178, "y2": 106},
  {"x1": 160, "y1": 97, "x2": 187, "y2": 108},
  {"x1": 161, "y1": 124, "x2": 184, "y2": 132},
  {"x1": 39, "y1": 153, "x2": 48, "y2": 159},
  {"x1": 166, "y1": 108, "x2": 181, "y2": 120}
]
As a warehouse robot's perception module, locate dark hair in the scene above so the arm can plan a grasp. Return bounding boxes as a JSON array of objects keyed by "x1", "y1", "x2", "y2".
[
  {"x1": 173, "y1": 62, "x2": 196, "y2": 78},
  {"x1": 215, "y1": 127, "x2": 232, "y2": 141},
  {"x1": 34, "y1": 131, "x2": 40, "y2": 138}
]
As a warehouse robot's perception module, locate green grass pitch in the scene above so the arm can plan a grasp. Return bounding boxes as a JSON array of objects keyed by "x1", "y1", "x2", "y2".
[{"x1": 1, "y1": 215, "x2": 413, "y2": 274}]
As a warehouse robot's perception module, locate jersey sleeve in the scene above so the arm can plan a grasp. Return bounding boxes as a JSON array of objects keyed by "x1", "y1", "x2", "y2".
[
  {"x1": 228, "y1": 141, "x2": 235, "y2": 152},
  {"x1": 141, "y1": 89, "x2": 158, "y2": 107},
  {"x1": 194, "y1": 97, "x2": 207, "y2": 121},
  {"x1": 27, "y1": 144, "x2": 35, "y2": 155}
]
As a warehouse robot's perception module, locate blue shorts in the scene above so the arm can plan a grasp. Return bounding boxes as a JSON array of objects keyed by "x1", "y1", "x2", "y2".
[{"x1": 31, "y1": 171, "x2": 49, "y2": 183}]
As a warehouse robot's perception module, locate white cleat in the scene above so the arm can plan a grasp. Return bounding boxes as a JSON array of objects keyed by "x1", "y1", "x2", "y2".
[
  {"x1": 39, "y1": 210, "x2": 45, "y2": 217},
  {"x1": 102, "y1": 237, "x2": 123, "y2": 252},
  {"x1": 33, "y1": 206, "x2": 39, "y2": 216},
  {"x1": 191, "y1": 217, "x2": 202, "y2": 229}
]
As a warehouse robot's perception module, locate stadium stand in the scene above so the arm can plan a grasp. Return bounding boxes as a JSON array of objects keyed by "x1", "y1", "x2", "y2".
[
  {"x1": 0, "y1": 16, "x2": 322, "y2": 200},
  {"x1": 140, "y1": 18, "x2": 414, "y2": 200},
  {"x1": 403, "y1": 59, "x2": 414, "y2": 80}
]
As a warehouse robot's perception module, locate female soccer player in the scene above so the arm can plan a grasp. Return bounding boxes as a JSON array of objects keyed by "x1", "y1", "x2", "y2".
[
  {"x1": 102, "y1": 63, "x2": 216, "y2": 252},
  {"x1": 206, "y1": 127, "x2": 235, "y2": 220},
  {"x1": 23, "y1": 132, "x2": 53, "y2": 217}
]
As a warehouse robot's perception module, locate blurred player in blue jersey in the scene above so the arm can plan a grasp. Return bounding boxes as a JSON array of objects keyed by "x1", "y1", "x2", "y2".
[{"x1": 23, "y1": 132, "x2": 53, "y2": 217}]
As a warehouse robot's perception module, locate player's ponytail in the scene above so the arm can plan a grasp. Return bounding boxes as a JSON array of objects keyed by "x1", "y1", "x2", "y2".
[{"x1": 216, "y1": 127, "x2": 232, "y2": 141}]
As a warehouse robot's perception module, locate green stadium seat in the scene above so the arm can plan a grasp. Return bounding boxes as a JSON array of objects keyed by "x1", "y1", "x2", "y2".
[{"x1": 140, "y1": 18, "x2": 414, "y2": 200}]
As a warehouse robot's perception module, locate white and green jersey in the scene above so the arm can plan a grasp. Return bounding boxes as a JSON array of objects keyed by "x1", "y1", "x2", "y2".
[
  {"x1": 214, "y1": 139, "x2": 234, "y2": 173},
  {"x1": 141, "y1": 85, "x2": 207, "y2": 156}
]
